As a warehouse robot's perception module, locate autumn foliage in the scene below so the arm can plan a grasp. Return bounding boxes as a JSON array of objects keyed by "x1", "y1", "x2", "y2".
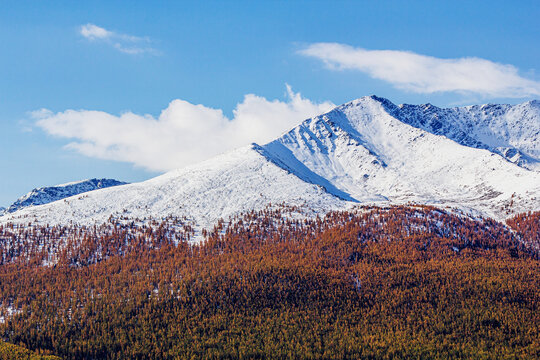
[
  {"x1": 0, "y1": 340, "x2": 60, "y2": 359},
  {"x1": 507, "y1": 210, "x2": 540, "y2": 251},
  {"x1": 0, "y1": 206, "x2": 538, "y2": 359}
]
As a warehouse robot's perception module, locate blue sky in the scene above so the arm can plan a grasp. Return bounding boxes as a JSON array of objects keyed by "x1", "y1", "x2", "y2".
[{"x1": 0, "y1": 0, "x2": 539, "y2": 206}]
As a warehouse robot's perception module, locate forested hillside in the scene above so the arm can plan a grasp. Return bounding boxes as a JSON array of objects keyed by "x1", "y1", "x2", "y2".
[
  {"x1": 0, "y1": 206, "x2": 538, "y2": 359},
  {"x1": 0, "y1": 340, "x2": 60, "y2": 359}
]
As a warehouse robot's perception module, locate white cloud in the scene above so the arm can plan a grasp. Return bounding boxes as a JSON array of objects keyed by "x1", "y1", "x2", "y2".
[
  {"x1": 79, "y1": 23, "x2": 158, "y2": 55},
  {"x1": 80, "y1": 24, "x2": 112, "y2": 40},
  {"x1": 34, "y1": 86, "x2": 334, "y2": 172},
  {"x1": 300, "y1": 43, "x2": 540, "y2": 98}
]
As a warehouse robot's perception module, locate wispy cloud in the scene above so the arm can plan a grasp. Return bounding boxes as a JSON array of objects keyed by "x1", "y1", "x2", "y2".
[
  {"x1": 33, "y1": 86, "x2": 334, "y2": 172},
  {"x1": 300, "y1": 43, "x2": 540, "y2": 98},
  {"x1": 80, "y1": 24, "x2": 112, "y2": 40},
  {"x1": 79, "y1": 23, "x2": 159, "y2": 55}
]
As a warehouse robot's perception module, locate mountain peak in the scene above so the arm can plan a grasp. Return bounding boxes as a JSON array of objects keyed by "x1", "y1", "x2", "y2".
[
  {"x1": 262, "y1": 95, "x2": 539, "y2": 219},
  {"x1": 338, "y1": 95, "x2": 395, "y2": 108},
  {"x1": 1, "y1": 97, "x2": 538, "y2": 231}
]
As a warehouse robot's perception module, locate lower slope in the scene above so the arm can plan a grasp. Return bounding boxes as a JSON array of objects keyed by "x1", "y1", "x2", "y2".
[{"x1": 0, "y1": 145, "x2": 346, "y2": 230}]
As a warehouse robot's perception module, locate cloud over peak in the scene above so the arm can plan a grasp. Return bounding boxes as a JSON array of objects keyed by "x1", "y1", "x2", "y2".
[
  {"x1": 34, "y1": 86, "x2": 334, "y2": 172},
  {"x1": 300, "y1": 43, "x2": 540, "y2": 98},
  {"x1": 79, "y1": 23, "x2": 158, "y2": 55}
]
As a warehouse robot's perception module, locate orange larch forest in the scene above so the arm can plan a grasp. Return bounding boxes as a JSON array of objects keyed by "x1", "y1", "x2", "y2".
[{"x1": 0, "y1": 205, "x2": 538, "y2": 359}]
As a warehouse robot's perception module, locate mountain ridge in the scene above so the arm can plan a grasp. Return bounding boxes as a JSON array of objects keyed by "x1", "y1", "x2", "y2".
[
  {"x1": 5, "y1": 178, "x2": 128, "y2": 213},
  {"x1": 1, "y1": 96, "x2": 538, "y2": 232},
  {"x1": 394, "y1": 98, "x2": 540, "y2": 170}
]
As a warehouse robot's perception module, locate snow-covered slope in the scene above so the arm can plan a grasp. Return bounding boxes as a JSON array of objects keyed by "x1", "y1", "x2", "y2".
[
  {"x1": 1, "y1": 96, "x2": 538, "y2": 229},
  {"x1": 0, "y1": 145, "x2": 345, "y2": 229},
  {"x1": 391, "y1": 98, "x2": 540, "y2": 170},
  {"x1": 5, "y1": 178, "x2": 127, "y2": 213},
  {"x1": 263, "y1": 96, "x2": 539, "y2": 219}
]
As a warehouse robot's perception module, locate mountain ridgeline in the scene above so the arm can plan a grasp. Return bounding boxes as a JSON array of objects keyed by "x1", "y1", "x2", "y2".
[
  {"x1": 1, "y1": 96, "x2": 537, "y2": 231},
  {"x1": 4, "y1": 178, "x2": 127, "y2": 214},
  {"x1": 377, "y1": 97, "x2": 539, "y2": 170}
]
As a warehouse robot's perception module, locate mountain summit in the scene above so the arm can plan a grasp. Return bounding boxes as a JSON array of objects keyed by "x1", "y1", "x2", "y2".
[
  {"x1": 1, "y1": 97, "x2": 538, "y2": 230},
  {"x1": 262, "y1": 96, "x2": 539, "y2": 216}
]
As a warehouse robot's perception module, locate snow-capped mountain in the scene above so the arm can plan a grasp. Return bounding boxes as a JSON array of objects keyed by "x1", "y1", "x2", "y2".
[
  {"x1": 5, "y1": 178, "x2": 127, "y2": 213},
  {"x1": 1, "y1": 96, "x2": 538, "y2": 230},
  {"x1": 263, "y1": 96, "x2": 539, "y2": 218}
]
